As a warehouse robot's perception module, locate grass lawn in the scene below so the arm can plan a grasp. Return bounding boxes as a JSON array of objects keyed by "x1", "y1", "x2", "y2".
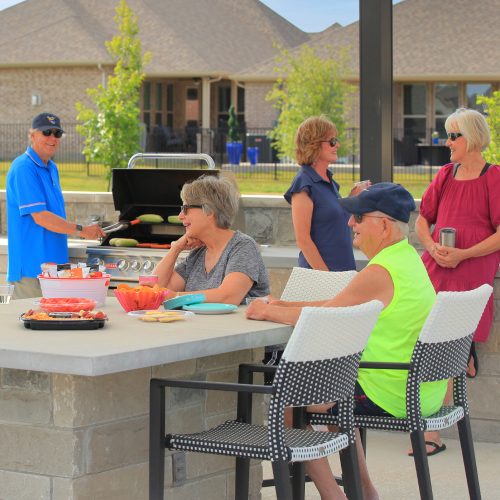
[{"x1": 0, "y1": 161, "x2": 431, "y2": 198}]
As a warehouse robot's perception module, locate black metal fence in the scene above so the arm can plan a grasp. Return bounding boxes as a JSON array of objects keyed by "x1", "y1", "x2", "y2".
[{"x1": 0, "y1": 123, "x2": 448, "y2": 188}]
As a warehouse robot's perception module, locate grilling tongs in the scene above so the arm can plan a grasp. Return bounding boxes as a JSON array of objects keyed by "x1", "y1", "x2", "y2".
[{"x1": 102, "y1": 218, "x2": 141, "y2": 234}]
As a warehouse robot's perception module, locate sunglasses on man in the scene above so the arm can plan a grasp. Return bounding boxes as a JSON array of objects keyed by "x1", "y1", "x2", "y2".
[
  {"x1": 446, "y1": 132, "x2": 463, "y2": 141},
  {"x1": 353, "y1": 214, "x2": 396, "y2": 224},
  {"x1": 321, "y1": 137, "x2": 339, "y2": 147},
  {"x1": 41, "y1": 129, "x2": 64, "y2": 138}
]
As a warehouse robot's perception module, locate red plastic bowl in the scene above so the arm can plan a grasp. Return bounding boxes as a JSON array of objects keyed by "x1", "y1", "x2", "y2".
[
  {"x1": 114, "y1": 289, "x2": 170, "y2": 313},
  {"x1": 39, "y1": 297, "x2": 96, "y2": 312}
]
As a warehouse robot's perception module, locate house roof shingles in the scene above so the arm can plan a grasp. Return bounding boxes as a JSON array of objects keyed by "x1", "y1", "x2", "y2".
[
  {"x1": 1, "y1": 0, "x2": 498, "y2": 81},
  {"x1": 0, "y1": 0, "x2": 310, "y2": 75},
  {"x1": 235, "y1": 0, "x2": 500, "y2": 81}
]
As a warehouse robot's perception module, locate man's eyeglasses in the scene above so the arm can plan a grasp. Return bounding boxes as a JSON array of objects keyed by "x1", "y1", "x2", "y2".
[
  {"x1": 180, "y1": 204, "x2": 203, "y2": 214},
  {"x1": 321, "y1": 137, "x2": 339, "y2": 147},
  {"x1": 41, "y1": 129, "x2": 64, "y2": 138},
  {"x1": 446, "y1": 132, "x2": 463, "y2": 141},
  {"x1": 353, "y1": 214, "x2": 396, "y2": 224}
]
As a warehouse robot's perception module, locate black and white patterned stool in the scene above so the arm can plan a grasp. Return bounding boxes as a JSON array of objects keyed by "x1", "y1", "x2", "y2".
[
  {"x1": 149, "y1": 300, "x2": 383, "y2": 500},
  {"x1": 310, "y1": 284, "x2": 493, "y2": 500}
]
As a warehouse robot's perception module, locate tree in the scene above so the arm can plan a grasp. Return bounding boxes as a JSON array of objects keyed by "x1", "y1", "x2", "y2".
[
  {"x1": 76, "y1": 0, "x2": 151, "y2": 185},
  {"x1": 477, "y1": 90, "x2": 500, "y2": 164},
  {"x1": 227, "y1": 104, "x2": 240, "y2": 142},
  {"x1": 266, "y1": 44, "x2": 354, "y2": 160}
]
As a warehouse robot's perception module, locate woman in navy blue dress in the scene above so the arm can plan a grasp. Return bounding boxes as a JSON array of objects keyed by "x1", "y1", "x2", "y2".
[{"x1": 285, "y1": 116, "x2": 366, "y2": 271}]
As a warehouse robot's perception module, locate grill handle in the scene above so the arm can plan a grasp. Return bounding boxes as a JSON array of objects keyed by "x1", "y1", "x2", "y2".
[{"x1": 127, "y1": 153, "x2": 215, "y2": 169}]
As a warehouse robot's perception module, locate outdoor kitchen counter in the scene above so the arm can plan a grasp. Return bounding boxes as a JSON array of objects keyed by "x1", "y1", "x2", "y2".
[
  {"x1": 0, "y1": 298, "x2": 291, "y2": 376},
  {"x1": 0, "y1": 298, "x2": 291, "y2": 499}
]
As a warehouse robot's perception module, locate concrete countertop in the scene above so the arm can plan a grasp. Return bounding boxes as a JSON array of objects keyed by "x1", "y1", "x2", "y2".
[
  {"x1": 0, "y1": 238, "x2": 368, "y2": 270},
  {"x1": 0, "y1": 298, "x2": 292, "y2": 377}
]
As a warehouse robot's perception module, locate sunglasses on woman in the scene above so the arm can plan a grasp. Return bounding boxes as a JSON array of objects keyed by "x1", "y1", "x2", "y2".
[
  {"x1": 321, "y1": 137, "x2": 339, "y2": 147},
  {"x1": 180, "y1": 204, "x2": 203, "y2": 214},
  {"x1": 353, "y1": 214, "x2": 396, "y2": 223},
  {"x1": 446, "y1": 132, "x2": 463, "y2": 141},
  {"x1": 41, "y1": 129, "x2": 64, "y2": 138}
]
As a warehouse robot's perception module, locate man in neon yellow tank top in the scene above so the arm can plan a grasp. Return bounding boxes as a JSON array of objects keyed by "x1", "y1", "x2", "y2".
[{"x1": 247, "y1": 183, "x2": 447, "y2": 500}]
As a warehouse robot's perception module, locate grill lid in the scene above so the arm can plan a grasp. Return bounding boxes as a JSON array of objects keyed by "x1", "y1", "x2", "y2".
[{"x1": 111, "y1": 168, "x2": 219, "y2": 215}]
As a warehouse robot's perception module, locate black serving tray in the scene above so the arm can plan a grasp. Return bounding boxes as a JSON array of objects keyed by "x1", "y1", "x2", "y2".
[{"x1": 22, "y1": 318, "x2": 106, "y2": 330}]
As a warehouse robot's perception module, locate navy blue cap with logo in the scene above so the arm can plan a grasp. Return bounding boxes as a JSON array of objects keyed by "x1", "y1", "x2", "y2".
[
  {"x1": 31, "y1": 112, "x2": 64, "y2": 133},
  {"x1": 338, "y1": 182, "x2": 416, "y2": 223}
]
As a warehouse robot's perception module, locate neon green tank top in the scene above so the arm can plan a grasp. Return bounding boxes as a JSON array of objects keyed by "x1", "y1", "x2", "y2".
[{"x1": 357, "y1": 239, "x2": 447, "y2": 417}]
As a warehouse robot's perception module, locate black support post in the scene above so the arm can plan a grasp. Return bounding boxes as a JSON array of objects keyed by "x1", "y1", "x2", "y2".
[{"x1": 359, "y1": 0, "x2": 393, "y2": 183}]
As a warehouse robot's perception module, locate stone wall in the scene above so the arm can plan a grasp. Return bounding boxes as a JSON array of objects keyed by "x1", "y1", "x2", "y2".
[
  {"x1": 0, "y1": 190, "x2": 423, "y2": 249},
  {"x1": 0, "y1": 348, "x2": 264, "y2": 500}
]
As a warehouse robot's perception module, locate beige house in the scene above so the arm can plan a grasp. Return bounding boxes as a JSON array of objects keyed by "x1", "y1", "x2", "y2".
[{"x1": 0, "y1": 0, "x2": 499, "y2": 155}]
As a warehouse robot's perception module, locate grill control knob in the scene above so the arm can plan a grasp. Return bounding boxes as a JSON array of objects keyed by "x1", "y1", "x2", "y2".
[
  {"x1": 142, "y1": 260, "x2": 155, "y2": 273},
  {"x1": 130, "y1": 260, "x2": 142, "y2": 272},
  {"x1": 117, "y1": 259, "x2": 129, "y2": 272},
  {"x1": 89, "y1": 257, "x2": 103, "y2": 267}
]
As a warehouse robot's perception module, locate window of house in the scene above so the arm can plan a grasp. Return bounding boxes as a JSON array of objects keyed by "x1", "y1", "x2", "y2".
[
  {"x1": 185, "y1": 87, "x2": 199, "y2": 124},
  {"x1": 217, "y1": 85, "x2": 245, "y2": 127},
  {"x1": 142, "y1": 82, "x2": 151, "y2": 129},
  {"x1": 434, "y1": 83, "x2": 458, "y2": 136},
  {"x1": 466, "y1": 83, "x2": 492, "y2": 113},
  {"x1": 403, "y1": 84, "x2": 427, "y2": 141},
  {"x1": 142, "y1": 81, "x2": 174, "y2": 130}
]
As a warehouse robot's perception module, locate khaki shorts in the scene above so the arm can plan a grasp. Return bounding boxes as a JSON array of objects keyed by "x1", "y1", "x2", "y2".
[{"x1": 10, "y1": 277, "x2": 42, "y2": 300}]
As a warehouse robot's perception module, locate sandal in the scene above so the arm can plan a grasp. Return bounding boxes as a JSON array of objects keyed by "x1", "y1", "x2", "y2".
[
  {"x1": 467, "y1": 342, "x2": 478, "y2": 379},
  {"x1": 408, "y1": 441, "x2": 446, "y2": 457}
]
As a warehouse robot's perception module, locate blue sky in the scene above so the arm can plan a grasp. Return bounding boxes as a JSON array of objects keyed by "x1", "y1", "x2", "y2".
[{"x1": 1, "y1": 0, "x2": 404, "y2": 32}]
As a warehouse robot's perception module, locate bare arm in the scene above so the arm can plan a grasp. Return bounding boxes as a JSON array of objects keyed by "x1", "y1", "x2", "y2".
[
  {"x1": 174, "y1": 272, "x2": 254, "y2": 305},
  {"x1": 291, "y1": 192, "x2": 329, "y2": 271},
  {"x1": 247, "y1": 264, "x2": 393, "y2": 325},
  {"x1": 31, "y1": 211, "x2": 105, "y2": 240},
  {"x1": 153, "y1": 235, "x2": 193, "y2": 289},
  {"x1": 415, "y1": 214, "x2": 436, "y2": 254},
  {"x1": 155, "y1": 235, "x2": 254, "y2": 304}
]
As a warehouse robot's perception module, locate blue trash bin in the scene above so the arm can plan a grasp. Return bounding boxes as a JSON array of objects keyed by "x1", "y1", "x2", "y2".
[{"x1": 247, "y1": 146, "x2": 259, "y2": 165}]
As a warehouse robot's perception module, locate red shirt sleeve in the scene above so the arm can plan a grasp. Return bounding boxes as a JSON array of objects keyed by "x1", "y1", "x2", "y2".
[
  {"x1": 419, "y1": 163, "x2": 454, "y2": 225},
  {"x1": 486, "y1": 165, "x2": 500, "y2": 229}
]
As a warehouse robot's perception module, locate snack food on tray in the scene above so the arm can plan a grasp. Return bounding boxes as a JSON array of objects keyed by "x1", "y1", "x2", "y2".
[
  {"x1": 138, "y1": 310, "x2": 187, "y2": 323},
  {"x1": 22, "y1": 309, "x2": 107, "y2": 321},
  {"x1": 114, "y1": 283, "x2": 171, "y2": 312},
  {"x1": 39, "y1": 297, "x2": 96, "y2": 312}
]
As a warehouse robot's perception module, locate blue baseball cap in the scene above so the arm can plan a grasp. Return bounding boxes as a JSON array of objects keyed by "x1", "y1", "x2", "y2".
[
  {"x1": 31, "y1": 112, "x2": 64, "y2": 132},
  {"x1": 338, "y1": 182, "x2": 416, "y2": 223}
]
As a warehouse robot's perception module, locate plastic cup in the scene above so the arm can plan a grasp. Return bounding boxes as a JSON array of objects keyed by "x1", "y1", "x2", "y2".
[
  {"x1": 245, "y1": 296, "x2": 269, "y2": 306},
  {"x1": 0, "y1": 284, "x2": 15, "y2": 304}
]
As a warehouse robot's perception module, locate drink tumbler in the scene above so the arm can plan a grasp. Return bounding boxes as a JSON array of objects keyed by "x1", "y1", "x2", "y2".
[{"x1": 439, "y1": 228, "x2": 456, "y2": 247}]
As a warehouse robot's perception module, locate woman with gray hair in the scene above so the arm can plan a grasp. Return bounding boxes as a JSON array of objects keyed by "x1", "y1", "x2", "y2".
[
  {"x1": 414, "y1": 107, "x2": 500, "y2": 456},
  {"x1": 154, "y1": 175, "x2": 269, "y2": 304}
]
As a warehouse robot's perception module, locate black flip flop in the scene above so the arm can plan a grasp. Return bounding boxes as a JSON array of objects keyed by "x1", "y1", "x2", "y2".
[
  {"x1": 467, "y1": 343, "x2": 479, "y2": 379},
  {"x1": 408, "y1": 441, "x2": 446, "y2": 457}
]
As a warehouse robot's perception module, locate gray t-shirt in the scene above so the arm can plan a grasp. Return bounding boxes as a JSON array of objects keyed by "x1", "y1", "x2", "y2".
[{"x1": 175, "y1": 231, "x2": 269, "y2": 303}]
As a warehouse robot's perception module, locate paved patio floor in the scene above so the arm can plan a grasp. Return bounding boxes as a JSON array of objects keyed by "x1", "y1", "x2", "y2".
[{"x1": 262, "y1": 430, "x2": 499, "y2": 499}]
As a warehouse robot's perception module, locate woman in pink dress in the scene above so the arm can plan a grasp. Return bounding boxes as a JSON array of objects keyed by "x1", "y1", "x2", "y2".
[{"x1": 414, "y1": 107, "x2": 500, "y2": 456}]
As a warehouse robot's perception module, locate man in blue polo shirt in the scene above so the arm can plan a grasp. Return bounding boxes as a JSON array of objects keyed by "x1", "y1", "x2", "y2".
[{"x1": 6, "y1": 112, "x2": 105, "y2": 299}]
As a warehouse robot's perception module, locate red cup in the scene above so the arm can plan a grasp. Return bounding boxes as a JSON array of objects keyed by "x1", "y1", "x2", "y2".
[{"x1": 139, "y1": 275, "x2": 159, "y2": 286}]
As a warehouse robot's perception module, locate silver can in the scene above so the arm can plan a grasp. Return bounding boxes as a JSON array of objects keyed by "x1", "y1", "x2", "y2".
[{"x1": 439, "y1": 227, "x2": 456, "y2": 247}]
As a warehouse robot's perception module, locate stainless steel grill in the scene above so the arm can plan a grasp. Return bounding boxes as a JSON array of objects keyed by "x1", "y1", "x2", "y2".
[{"x1": 86, "y1": 153, "x2": 217, "y2": 288}]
